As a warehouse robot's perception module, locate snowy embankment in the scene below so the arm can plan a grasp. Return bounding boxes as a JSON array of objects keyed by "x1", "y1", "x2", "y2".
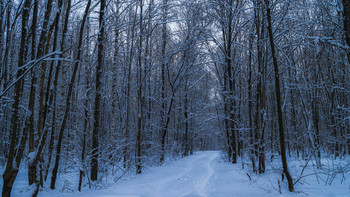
[{"x1": 1, "y1": 151, "x2": 349, "y2": 197}]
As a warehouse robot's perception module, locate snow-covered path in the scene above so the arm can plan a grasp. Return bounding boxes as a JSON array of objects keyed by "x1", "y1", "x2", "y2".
[
  {"x1": 52, "y1": 151, "x2": 270, "y2": 197},
  {"x1": 7, "y1": 151, "x2": 349, "y2": 196}
]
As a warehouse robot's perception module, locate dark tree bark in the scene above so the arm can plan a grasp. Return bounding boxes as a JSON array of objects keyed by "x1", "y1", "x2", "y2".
[
  {"x1": 136, "y1": 0, "x2": 144, "y2": 174},
  {"x1": 183, "y1": 86, "x2": 189, "y2": 157},
  {"x1": 78, "y1": 49, "x2": 90, "y2": 191},
  {"x1": 265, "y1": 0, "x2": 294, "y2": 192},
  {"x1": 248, "y1": 30, "x2": 256, "y2": 172},
  {"x1": 26, "y1": 0, "x2": 38, "y2": 185},
  {"x1": 1, "y1": 0, "x2": 31, "y2": 196},
  {"x1": 253, "y1": 0, "x2": 266, "y2": 174},
  {"x1": 45, "y1": 0, "x2": 71, "y2": 183},
  {"x1": 91, "y1": 0, "x2": 106, "y2": 181},
  {"x1": 0, "y1": 0, "x2": 4, "y2": 74},
  {"x1": 0, "y1": 0, "x2": 12, "y2": 85},
  {"x1": 342, "y1": 0, "x2": 350, "y2": 52},
  {"x1": 36, "y1": 0, "x2": 54, "y2": 135},
  {"x1": 78, "y1": 12, "x2": 92, "y2": 192},
  {"x1": 29, "y1": 5, "x2": 62, "y2": 197},
  {"x1": 43, "y1": 0, "x2": 64, "y2": 181},
  {"x1": 50, "y1": 0, "x2": 89, "y2": 189},
  {"x1": 123, "y1": 5, "x2": 137, "y2": 168},
  {"x1": 223, "y1": 0, "x2": 239, "y2": 164},
  {"x1": 27, "y1": 0, "x2": 54, "y2": 190},
  {"x1": 160, "y1": 0, "x2": 168, "y2": 164}
]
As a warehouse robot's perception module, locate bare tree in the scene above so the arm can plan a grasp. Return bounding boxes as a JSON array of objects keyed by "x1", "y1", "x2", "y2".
[
  {"x1": 50, "y1": 0, "x2": 89, "y2": 189},
  {"x1": 264, "y1": 0, "x2": 294, "y2": 192},
  {"x1": 91, "y1": 0, "x2": 106, "y2": 181},
  {"x1": 2, "y1": 1, "x2": 31, "y2": 196}
]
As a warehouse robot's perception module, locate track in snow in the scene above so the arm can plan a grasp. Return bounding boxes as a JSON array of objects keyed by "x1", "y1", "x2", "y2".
[
  {"x1": 91, "y1": 151, "x2": 219, "y2": 197},
  {"x1": 40, "y1": 151, "x2": 274, "y2": 197},
  {"x1": 10, "y1": 151, "x2": 349, "y2": 197}
]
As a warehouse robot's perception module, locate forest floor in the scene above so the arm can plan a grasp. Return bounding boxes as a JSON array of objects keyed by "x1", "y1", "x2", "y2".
[{"x1": 2, "y1": 151, "x2": 350, "y2": 196}]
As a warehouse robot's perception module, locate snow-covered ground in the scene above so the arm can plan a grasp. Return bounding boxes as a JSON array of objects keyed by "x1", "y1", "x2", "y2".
[{"x1": 2, "y1": 151, "x2": 350, "y2": 196}]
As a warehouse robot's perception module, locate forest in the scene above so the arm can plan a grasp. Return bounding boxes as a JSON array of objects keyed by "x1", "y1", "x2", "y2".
[{"x1": 0, "y1": 0, "x2": 349, "y2": 196}]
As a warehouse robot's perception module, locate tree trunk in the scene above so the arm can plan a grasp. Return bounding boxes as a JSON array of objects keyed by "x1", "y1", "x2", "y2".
[
  {"x1": 78, "y1": 78, "x2": 89, "y2": 191},
  {"x1": 29, "y1": 4, "x2": 61, "y2": 195},
  {"x1": 26, "y1": 0, "x2": 54, "y2": 189},
  {"x1": 43, "y1": 1, "x2": 64, "y2": 180},
  {"x1": 78, "y1": 10, "x2": 92, "y2": 192},
  {"x1": 26, "y1": 0, "x2": 38, "y2": 186},
  {"x1": 184, "y1": 87, "x2": 189, "y2": 157},
  {"x1": 342, "y1": 0, "x2": 350, "y2": 60},
  {"x1": 123, "y1": 4, "x2": 137, "y2": 169},
  {"x1": 0, "y1": 0, "x2": 6, "y2": 86},
  {"x1": 50, "y1": 0, "x2": 88, "y2": 189},
  {"x1": 160, "y1": 0, "x2": 168, "y2": 164},
  {"x1": 248, "y1": 31, "x2": 256, "y2": 172},
  {"x1": 91, "y1": 0, "x2": 106, "y2": 181},
  {"x1": 265, "y1": 0, "x2": 294, "y2": 191},
  {"x1": 220, "y1": 0, "x2": 239, "y2": 164},
  {"x1": 0, "y1": 0, "x2": 4, "y2": 64},
  {"x1": 2, "y1": 0, "x2": 31, "y2": 196},
  {"x1": 136, "y1": 0, "x2": 144, "y2": 174}
]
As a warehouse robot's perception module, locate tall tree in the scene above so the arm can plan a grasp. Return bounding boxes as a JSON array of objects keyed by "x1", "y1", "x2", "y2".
[
  {"x1": 2, "y1": 0, "x2": 31, "y2": 196},
  {"x1": 160, "y1": 0, "x2": 169, "y2": 163},
  {"x1": 91, "y1": 0, "x2": 106, "y2": 181},
  {"x1": 342, "y1": 0, "x2": 350, "y2": 58},
  {"x1": 50, "y1": 0, "x2": 89, "y2": 189},
  {"x1": 136, "y1": 0, "x2": 144, "y2": 174},
  {"x1": 264, "y1": 0, "x2": 294, "y2": 192}
]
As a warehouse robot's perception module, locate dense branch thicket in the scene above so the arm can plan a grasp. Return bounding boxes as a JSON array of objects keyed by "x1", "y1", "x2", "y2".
[{"x1": 0, "y1": 0, "x2": 349, "y2": 196}]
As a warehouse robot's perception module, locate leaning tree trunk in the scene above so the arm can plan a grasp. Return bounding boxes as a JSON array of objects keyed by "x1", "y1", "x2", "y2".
[
  {"x1": 78, "y1": 38, "x2": 91, "y2": 190},
  {"x1": 45, "y1": 0, "x2": 71, "y2": 183},
  {"x1": 27, "y1": 0, "x2": 54, "y2": 190},
  {"x1": 26, "y1": 0, "x2": 38, "y2": 185},
  {"x1": 265, "y1": 0, "x2": 294, "y2": 192},
  {"x1": 50, "y1": 0, "x2": 90, "y2": 189},
  {"x1": 1, "y1": 0, "x2": 31, "y2": 196},
  {"x1": 43, "y1": 0, "x2": 65, "y2": 181},
  {"x1": 78, "y1": 11, "x2": 92, "y2": 192},
  {"x1": 29, "y1": 6, "x2": 62, "y2": 197}
]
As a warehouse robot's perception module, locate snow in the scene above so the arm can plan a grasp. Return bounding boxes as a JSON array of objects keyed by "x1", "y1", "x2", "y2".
[
  {"x1": 27, "y1": 151, "x2": 36, "y2": 165},
  {"x1": 1, "y1": 151, "x2": 349, "y2": 197}
]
